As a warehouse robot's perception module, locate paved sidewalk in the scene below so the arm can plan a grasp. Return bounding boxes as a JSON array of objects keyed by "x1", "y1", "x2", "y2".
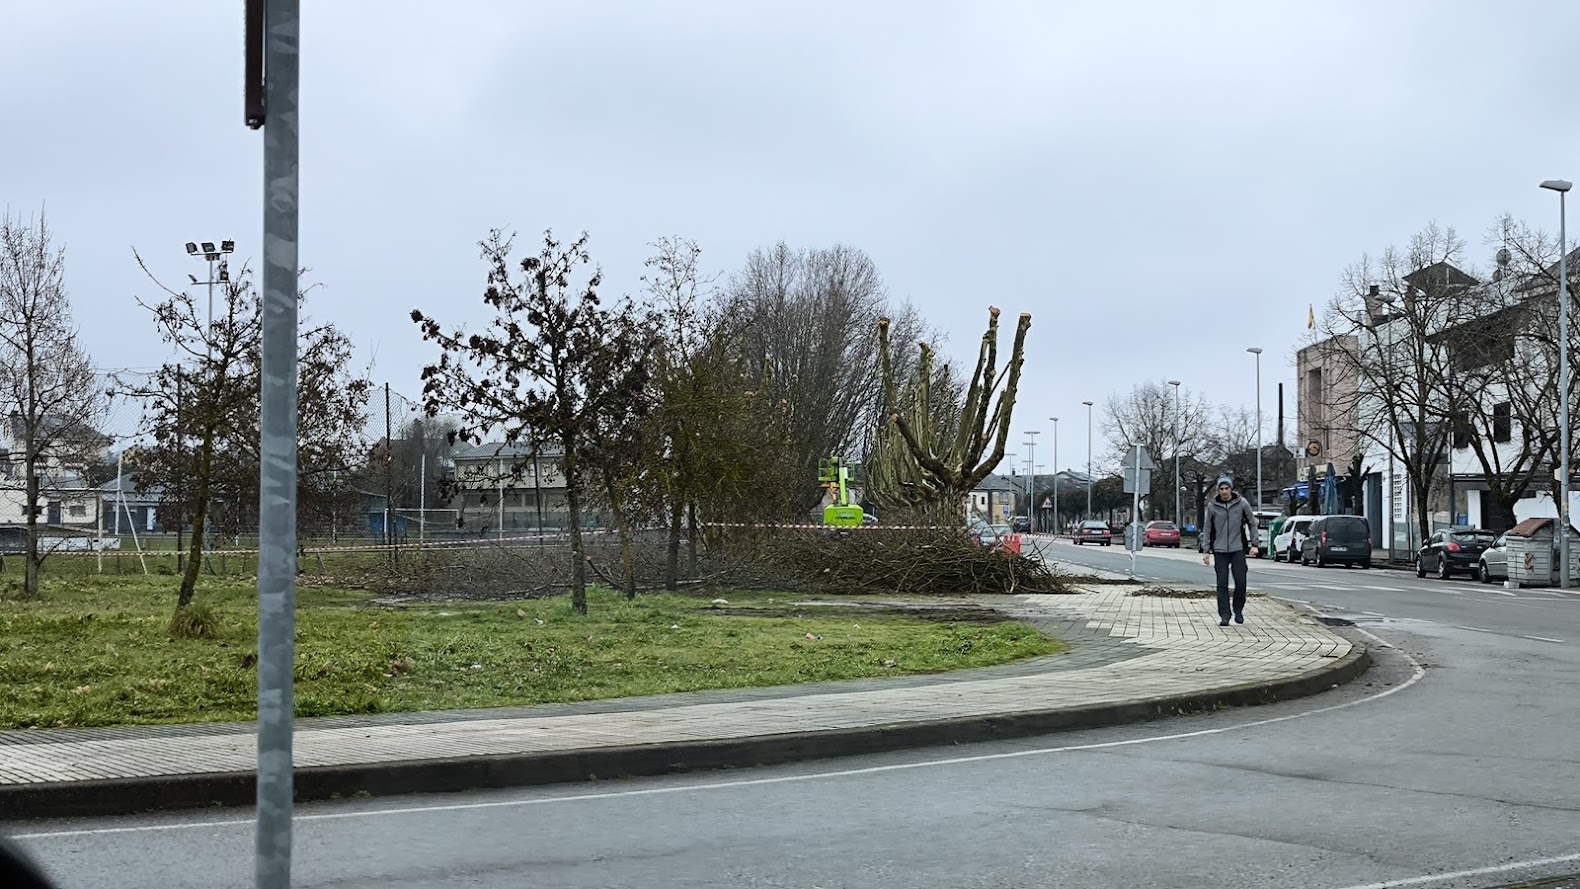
[{"x1": 0, "y1": 586, "x2": 1365, "y2": 820}]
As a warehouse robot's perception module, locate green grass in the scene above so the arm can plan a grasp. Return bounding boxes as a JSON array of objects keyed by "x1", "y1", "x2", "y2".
[{"x1": 0, "y1": 576, "x2": 1062, "y2": 729}]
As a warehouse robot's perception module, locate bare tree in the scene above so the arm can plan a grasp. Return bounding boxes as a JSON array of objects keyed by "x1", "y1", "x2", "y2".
[
  {"x1": 1317, "y1": 223, "x2": 1469, "y2": 544},
  {"x1": 1101, "y1": 380, "x2": 1214, "y2": 519},
  {"x1": 414, "y1": 229, "x2": 652, "y2": 614},
  {"x1": 0, "y1": 210, "x2": 106, "y2": 597},
  {"x1": 719, "y1": 243, "x2": 933, "y2": 517},
  {"x1": 121, "y1": 256, "x2": 370, "y2": 612}
]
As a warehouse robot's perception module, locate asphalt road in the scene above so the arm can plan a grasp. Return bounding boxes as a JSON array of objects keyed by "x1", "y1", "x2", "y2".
[{"x1": 7, "y1": 542, "x2": 1580, "y2": 889}]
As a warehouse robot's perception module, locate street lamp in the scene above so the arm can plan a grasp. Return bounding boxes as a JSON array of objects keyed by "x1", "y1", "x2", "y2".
[
  {"x1": 1247, "y1": 348, "x2": 1264, "y2": 510},
  {"x1": 1542, "y1": 178, "x2": 1572, "y2": 588},
  {"x1": 185, "y1": 238, "x2": 236, "y2": 341},
  {"x1": 1168, "y1": 380, "x2": 1182, "y2": 525},
  {"x1": 1083, "y1": 401, "x2": 1095, "y2": 517},
  {"x1": 1050, "y1": 416, "x2": 1059, "y2": 536},
  {"x1": 1023, "y1": 430, "x2": 1040, "y2": 533}
]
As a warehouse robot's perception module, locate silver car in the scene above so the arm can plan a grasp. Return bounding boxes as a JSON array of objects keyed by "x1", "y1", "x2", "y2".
[{"x1": 1478, "y1": 533, "x2": 1509, "y2": 583}]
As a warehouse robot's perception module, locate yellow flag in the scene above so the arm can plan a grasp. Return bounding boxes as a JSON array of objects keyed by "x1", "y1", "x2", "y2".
[{"x1": 1307, "y1": 304, "x2": 1315, "y2": 330}]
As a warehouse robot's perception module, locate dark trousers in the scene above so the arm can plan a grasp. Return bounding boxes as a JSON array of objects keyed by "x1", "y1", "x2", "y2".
[{"x1": 1213, "y1": 550, "x2": 1248, "y2": 618}]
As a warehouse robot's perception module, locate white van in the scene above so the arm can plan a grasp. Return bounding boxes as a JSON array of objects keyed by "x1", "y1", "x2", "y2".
[{"x1": 1273, "y1": 515, "x2": 1316, "y2": 563}]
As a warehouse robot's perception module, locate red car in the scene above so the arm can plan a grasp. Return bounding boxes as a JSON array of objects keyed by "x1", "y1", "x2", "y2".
[
  {"x1": 1144, "y1": 520, "x2": 1182, "y2": 548},
  {"x1": 1073, "y1": 520, "x2": 1112, "y2": 546}
]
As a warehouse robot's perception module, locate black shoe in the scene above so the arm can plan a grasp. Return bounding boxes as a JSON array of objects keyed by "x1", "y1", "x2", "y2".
[
  {"x1": 1219, "y1": 617, "x2": 1230, "y2": 626},
  {"x1": 1234, "y1": 612, "x2": 1244, "y2": 624}
]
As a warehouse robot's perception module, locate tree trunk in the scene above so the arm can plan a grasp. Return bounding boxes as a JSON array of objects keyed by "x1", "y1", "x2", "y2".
[
  {"x1": 563, "y1": 448, "x2": 587, "y2": 615},
  {"x1": 665, "y1": 498, "x2": 682, "y2": 591},
  {"x1": 685, "y1": 500, "x2": 698, "y2": 576},
  {"x1": 603, "y1": 469, "x2": 637, "y2": 599},
  {"x1": 176, "y1": 430, "x2": 216, "y2": 610},
  {"x1": 23, "y1": 454, "x2": 40, "y2": 599}
]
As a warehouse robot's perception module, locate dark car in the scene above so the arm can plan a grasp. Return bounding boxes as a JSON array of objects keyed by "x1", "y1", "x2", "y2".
[
  {"x1": 1010, "y1": 516, "x2": 1031, "y2": 533},
  {"x1": 1299, "y1": 514, "x2": 1372, "y2": 568},
  {"x1": 1417, "y1": 528, "x2": 1497, "y2": 579},
  {"x1": 1074, "y1": 520, "x2": 1112, "y2": 546}
]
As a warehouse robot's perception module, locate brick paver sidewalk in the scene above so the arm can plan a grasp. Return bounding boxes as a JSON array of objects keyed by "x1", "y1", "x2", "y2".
[{"x1": 0, "y1": 587, "x2": 1353, "y2": 791}]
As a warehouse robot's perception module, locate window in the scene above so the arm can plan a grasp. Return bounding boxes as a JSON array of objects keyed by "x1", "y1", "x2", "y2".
[
  {"x1": 1451, "y1": 412, "x2": 1472, "y2": 449},
  {"x1": 68, "y1": 503, "x2": 87, "y2": 517},
  {"x1": 1492, "y1": 402, "x2": 1512, "y2": 443}
]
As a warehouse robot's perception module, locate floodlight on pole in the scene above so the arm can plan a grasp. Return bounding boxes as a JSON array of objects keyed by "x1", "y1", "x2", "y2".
[
  {"x1": 186, "y1": 238, "x2": 235, "y2": 341},
  {"x1": 1541, "y1": 178, "x2": 1572, "y2": 588}
]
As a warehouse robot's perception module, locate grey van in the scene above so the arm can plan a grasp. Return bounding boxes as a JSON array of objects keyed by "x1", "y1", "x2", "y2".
[{"x1": 1299, "y1": 515, "x2": 1372, "y2": 568}]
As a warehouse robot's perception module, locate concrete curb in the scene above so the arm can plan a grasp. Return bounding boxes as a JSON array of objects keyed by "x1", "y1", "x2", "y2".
[{"x1": 0, "y1": 643, "x2": 1371, "y2": 821}]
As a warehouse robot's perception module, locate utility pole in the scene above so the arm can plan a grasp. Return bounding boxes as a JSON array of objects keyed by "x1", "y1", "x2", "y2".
[
  {"x1": 384, "y1": 382, "x2": 394, "y2": 562},
  {"x1": 1168, "y1": 380, "x2": 1182, "y2": 525},
  {"x1": 1540, "y1": 179, "x2": 1572, "y2": 588}
]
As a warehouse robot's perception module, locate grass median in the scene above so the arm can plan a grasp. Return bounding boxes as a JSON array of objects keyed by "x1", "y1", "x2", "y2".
[{"x1": 0, "y1": 577, "x2": 1063, "y2": 730}]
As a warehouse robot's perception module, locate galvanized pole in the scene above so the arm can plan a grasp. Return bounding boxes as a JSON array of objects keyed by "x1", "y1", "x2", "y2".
[
  {"x1": 419, "y1": 454, "x2": 426, "y2": 545},
  {"x1": 1083, "y1": 401, "x2": 1094, "y2": 517},
  {"x1": 1049, "y1": 416, "x2": 1059, "y2": 536},
  {"x1": 255, "y1": 1, "x2": 300, "y2": 887},
  {"x1": 1560, "y1": 188, "x2": 1571, "y2": 589},
  {"x1": 1169, "y1": 380, "x2": 1182, "y2": 525},
  {"x1": 1248, "y1": 347, "x2": 1264, "y2": 511}
]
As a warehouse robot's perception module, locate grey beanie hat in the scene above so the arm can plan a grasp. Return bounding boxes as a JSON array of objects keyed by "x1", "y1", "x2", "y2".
[{"x1": 1216, "y1": 475, "x2": 1233, "y2": 488}]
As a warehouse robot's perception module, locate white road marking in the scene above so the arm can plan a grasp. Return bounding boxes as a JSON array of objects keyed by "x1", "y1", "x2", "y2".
[
  {"x1": 10, "y1": 625, "x2": 1426, "y2": 842},
  {"x1": 1523, "y1": 635, "x2": 1565, "y2": 644},
  {"x1": 1328, "y1": 850, "x2": 1580, "y2": 889},
  {"x1": 1455, "y1": 625, "x2": 1494, "y2": 634},
  {"x1": 1359, "y1": 586, "x2": 1405, "y2": 592}
]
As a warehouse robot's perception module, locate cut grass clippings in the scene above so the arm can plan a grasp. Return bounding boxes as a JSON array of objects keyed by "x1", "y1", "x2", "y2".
[{"x1": 0, "y1": 576, "x2": 1063, "y2": 730}]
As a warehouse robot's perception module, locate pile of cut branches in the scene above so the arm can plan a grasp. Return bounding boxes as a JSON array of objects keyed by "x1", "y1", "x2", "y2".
[{"x1": 730, "y1": 528, "x2": 1072, "y2": 596}]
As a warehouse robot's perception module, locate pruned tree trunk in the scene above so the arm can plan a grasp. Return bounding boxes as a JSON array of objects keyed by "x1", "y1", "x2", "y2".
[
  {"x1": 665, "y1": 498, "x2": 682, "y2": 591},
  {"x1": 177, "y1": 430, "x2": 216, "y2": 610},
  {"x1": 23, "y1": 455, "x2": 40, "y2": 599},
  {"x1": 562, "y1": 446, "x2": 588, "y2": 614}
]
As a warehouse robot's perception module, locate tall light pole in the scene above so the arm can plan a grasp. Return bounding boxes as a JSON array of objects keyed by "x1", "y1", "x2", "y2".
[
  {"x1": 1168, "y1": 380, "x2": 1182, "y2": 525},
  {"x1": 1023, "y1": 430, "x2": 1040, "y2": 532},
  {"x1": 1050, "y1": 416, "x2": 1059, "y2": 536},
  {"x1": 1542, "y1": 178, "x2": 1572, "y2": 588},
  {"x1": 1380, "y1": 292, "x2": 1399, "y2": 565},
  {"x1": 184, "y1": 239, "x2": 236, "y2": 344},
  {"x1": 1083, "y1": 401, "x2": 1095, "y2": 516},
  {"x1": 1247, "y1": 347, "x2": 1264, "y2": 510}
]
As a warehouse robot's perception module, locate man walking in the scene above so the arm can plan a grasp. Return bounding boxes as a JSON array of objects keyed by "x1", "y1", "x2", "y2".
[{"x1": 1200, "y1": 475, "x2": 1259, "y2": 626}]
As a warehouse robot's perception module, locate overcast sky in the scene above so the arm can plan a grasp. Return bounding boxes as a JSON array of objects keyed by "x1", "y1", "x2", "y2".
[{"x1": 4, "y1": 0, "x2": 1577, "y2": 472}]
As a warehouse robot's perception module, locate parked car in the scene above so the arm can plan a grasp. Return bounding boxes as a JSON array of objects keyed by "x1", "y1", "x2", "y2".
[
  {"x1": 1417, "y1": 528, "x2": 1497, "y2": 579},
  {"x1": 1273, "y1": 515, "x2": 1315, "y2": 563},
  {"x1": 1478, "y1": 533, "x2": 1510, "y2": 584},
  {"x1": 1073, "y1": 520, "x2": 1112, "y2": 546},
  {"x1": 1010, "y1": 516, "x2": 1031, "y2": 533},
  {"x1": 1299, "y1": 515, "x2": 1372, "y2": 568},
  {"x1": 1143, "y1": 520, "x2": 1181, "y2": 547}
]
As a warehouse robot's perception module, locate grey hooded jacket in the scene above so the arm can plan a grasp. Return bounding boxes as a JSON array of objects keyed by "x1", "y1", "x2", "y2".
[{"x1": 1201, "y1": 491, "x2": 1260, "y2": 554}]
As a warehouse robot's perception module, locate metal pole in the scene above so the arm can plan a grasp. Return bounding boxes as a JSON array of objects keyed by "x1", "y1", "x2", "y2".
[
  {"x1": 1249, "y1": 348, "x2": 1264, "y2": 510},
  {"x1": 1561, "y1": 189, "x2": 1571, "y2": 589},
  {"x1": 255, "y1": 1, "x2": 301, "y2": 885},
  {"x1": 419, "y1": 454, "x2": 426, "y2": 545},
  {"x1": 1049, "y1": 416, "x2": 1059, "y2": 537},
  {"x1": 1083, "y1": 401, "x2": 1094, "y2": 516},
  {"x1": 533, "y1": 448, "x2": 544, "y2": 538},
  {"x1": 384, "y1": 382, "x2": 394, "y2": 557},
  {"x1": 1023, "y1": 430, "x2": 1039, "y2": 531},
  {"x1": 497, "y1": 457, "x2": 504, "y2": 540},
  {"x1": 1169, "y1": 381, "x2": 1182, "y2": 525}
]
